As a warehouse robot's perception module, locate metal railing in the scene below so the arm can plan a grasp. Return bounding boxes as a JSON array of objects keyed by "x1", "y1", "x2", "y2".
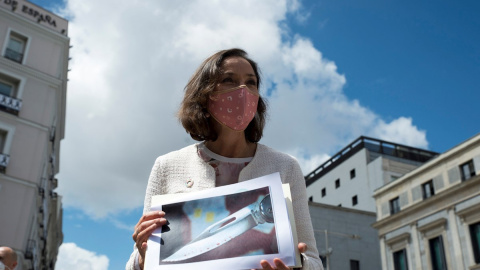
[
  {"x1": 305, "y1": 136, "x2": 439, "y2": 186},
  {"x1": 4, "y1": 48, "x2": 23, "y2": 63},
  {"x1": 0, "y1": 153, "x2": 9, "y2": 173},
  {"x1": 24, "y1": 239, "x2": 36, "y2": 260},
  {"x1": 0, "y1": 93, "x2": 22, "y2": 114}
]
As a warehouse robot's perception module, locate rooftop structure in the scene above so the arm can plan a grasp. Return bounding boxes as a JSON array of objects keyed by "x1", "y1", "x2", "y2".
[{"x1": 306, "y1": 136, "x2": 439, "y2": 187}]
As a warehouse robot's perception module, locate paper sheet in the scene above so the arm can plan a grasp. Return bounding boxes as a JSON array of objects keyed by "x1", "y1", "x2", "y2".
[{"x1": 144, "y1": 172, "x2": 298, "y2": 270}]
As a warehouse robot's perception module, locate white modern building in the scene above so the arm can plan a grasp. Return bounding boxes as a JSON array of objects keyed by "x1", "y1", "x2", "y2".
[
  {"x1": 0, "y1": 1, "x2": 69, "y2": 269},
  {"x1": 304, "y1": 136, "x2": 438, "y2": 270},
  {"x1": 305, "y1": 136, "x2": 438, "y2": 212},
  {"x1": 373, "y1": 133, "x2": 480, "y2": 270}
]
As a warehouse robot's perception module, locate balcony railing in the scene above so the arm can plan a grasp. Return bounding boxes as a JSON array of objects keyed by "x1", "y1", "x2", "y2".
[
  {"x1": 305, "y1": 136, "x2": 439, "y2": 186},
  {"x1": 0, "y1": 153, "x2": 9, "y2": 173},
  {"x1": 24, "y1": 239, "x2": 36, "y2": 260},
  {"x1": 4, "y1": 48, "x2": 24, "y2": 63},
  {"x1": 0, "y1": 93, "x2": 22, "y2": 114},
  {"x1": 50, "y1": 177, "x2": 58, "y2": 189}
]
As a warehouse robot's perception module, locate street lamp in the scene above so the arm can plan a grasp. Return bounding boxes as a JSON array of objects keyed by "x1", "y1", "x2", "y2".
[{"x1": 315, "y1": 229, "x2": 361, "y2": 270}]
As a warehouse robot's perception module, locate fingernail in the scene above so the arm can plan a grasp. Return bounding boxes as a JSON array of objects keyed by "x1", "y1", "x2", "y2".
[{"x1": 261, "y1": 261, "x2": 269, "y2": 268}]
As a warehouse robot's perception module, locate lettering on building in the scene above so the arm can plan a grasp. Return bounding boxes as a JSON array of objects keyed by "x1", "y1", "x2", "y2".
[{"x1": 3, "y1": 0, "x2": 58, "y2": 28}]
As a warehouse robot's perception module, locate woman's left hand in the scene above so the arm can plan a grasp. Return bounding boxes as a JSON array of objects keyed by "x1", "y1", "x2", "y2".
[{"x1": 252, "y1": 243, "x2": 307, "y2": 270}]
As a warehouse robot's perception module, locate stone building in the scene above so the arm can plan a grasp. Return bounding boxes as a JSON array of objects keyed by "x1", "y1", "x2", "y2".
[
  {"x1": 0, "y1": 1, "x2": 69, "y2": 269},
  {"x1": 373, "y1": 133, "x2": 480, "y2": 270}
]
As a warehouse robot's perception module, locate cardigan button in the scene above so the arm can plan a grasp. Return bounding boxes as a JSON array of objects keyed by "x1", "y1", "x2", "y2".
[{"x1": 186, "y1": 180, "x2": 194, "y2": 188}]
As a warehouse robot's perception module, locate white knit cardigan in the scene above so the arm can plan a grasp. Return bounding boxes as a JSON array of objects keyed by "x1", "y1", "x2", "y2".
[{"x1": 126, "y1": 143, "x2": 324, "y2": 270}]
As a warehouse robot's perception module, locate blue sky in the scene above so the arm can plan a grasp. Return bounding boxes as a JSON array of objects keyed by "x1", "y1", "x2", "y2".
[
  {"x1": 290, "y1": 0, "x2": 480, "y2": 152},
  {"x1": 30, "y1": 0, "x2": 480, "y2": 269}
]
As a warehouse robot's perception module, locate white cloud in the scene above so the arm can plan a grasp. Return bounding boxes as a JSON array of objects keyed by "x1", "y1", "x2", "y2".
[
  {"x1": 56, "y1": 0, "x2": 429, "y2": 218},
  {"x1": 290, "y1": 150, "x2": 330, "y2": 175},
  {"x1": 55, "y1": 243, "x2": 109, "y2": 270},
  {"x1": 373, "y1": 117, "x2": 428, "y2": 148}
]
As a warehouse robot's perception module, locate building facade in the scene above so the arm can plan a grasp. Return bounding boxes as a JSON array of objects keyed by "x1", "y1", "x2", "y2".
[
  {"x1": 373, "y1": 134, "x2": 480, "y2": 270},
  {"x1": 305, "y1": 136, "x2": 438, "y2": 212},
  {"x1": 309, "y1": 202, "x2": 381, "y2": 270},
  {"x1": 0, "y1": 1, "x2": 69, "y2": 269},
  {"x1": 305, "y1": 136, "x2": 438, "y2": 270}
]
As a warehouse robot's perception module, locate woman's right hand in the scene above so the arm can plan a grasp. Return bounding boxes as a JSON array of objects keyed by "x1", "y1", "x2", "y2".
[{"x1": 132, "y1": 211, "x2": 167, "y2": 269}]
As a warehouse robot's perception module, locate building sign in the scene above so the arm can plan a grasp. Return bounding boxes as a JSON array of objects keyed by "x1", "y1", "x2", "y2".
[{"x1": 0, "y1": 0, "x2": 68, "y2": 35}]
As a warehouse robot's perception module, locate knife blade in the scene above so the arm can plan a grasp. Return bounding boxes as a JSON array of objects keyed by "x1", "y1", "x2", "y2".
[{"x1": 162, "y1": 194, "x2": 274, "y2": 262}]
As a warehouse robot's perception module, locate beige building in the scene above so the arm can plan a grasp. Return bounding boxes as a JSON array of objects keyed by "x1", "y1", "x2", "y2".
[
  {"x1": 0, "y1": 1, "x2": 69, "y2": 269},
  {"x1": 373, "y1": 133, "x2": 480, "y2": 270}
]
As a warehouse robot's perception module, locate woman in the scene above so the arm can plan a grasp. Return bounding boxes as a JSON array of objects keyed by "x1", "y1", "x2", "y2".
[{"x1": 126, "y1": 49, "x2": 323, "y2": 270}]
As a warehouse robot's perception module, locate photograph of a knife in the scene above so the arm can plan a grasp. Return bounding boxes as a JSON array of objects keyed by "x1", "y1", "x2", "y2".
[{"x1": 163, "y1": 194, "x2": 274, "y2": 262}]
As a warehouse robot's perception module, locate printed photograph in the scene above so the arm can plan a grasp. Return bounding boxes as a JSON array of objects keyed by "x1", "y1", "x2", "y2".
[{"x1": 158, "y1": 186, "x2": 278, "y2": 264}]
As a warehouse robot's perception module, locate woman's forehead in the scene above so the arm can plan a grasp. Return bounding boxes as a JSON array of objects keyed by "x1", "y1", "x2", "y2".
[{"x1": 220, "y1": 57, "x2": 255, "y2": 75}]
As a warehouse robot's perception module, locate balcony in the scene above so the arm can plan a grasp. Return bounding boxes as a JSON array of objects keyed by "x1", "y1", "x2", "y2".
[
  {"x1": 4, "y1": 48, "x2": 23, "y2": 63},
  {"x1": 0, "y1": 93, "x2": 22, "y2": 115},
  {"x1": 0, "y1": 153, "x2": 9, "y2": 173},
  {"x1": 24, "y1": 239, "x2": 36, "y2": 260},
  {"x1": 50, "y1": 177, "x2": 58, "y2": 189}
]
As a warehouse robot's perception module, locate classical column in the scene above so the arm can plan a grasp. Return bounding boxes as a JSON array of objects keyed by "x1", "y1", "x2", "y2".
[
  {"x1": 410, "y1": 223, "x2": 422, "y2": 270},
  {"x1": 448, "y1": 207, "x2": 465, "y2": 269}
]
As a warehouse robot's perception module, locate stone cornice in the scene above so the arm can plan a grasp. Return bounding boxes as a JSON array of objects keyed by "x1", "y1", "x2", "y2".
[
  {"x1": 0, "y1": 57, "x2": 63, "y2": 87},
  {"x1": 0, "y1": 5, "x2": 69, "y2": 39}
]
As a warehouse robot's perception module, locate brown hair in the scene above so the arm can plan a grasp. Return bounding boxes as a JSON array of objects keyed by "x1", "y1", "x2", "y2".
[{"x1": 178, "y1": 48, "x2": 267, "y2": 142}]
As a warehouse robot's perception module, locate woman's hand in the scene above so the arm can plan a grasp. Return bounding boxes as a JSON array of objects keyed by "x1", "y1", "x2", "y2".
[
  {"x1": 252, "y1": 242, "x2": 307, "y2": 270},
  {"x1": 132, "y1": 211, "x2": 167, "y2": 269}
]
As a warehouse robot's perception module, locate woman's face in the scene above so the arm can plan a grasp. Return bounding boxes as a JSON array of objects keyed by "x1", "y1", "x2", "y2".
[{"x1": 215, "y1": 56, "x2": 258, "y2": 92}]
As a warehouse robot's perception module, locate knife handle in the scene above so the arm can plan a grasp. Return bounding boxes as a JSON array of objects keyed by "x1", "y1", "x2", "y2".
[{"x1": 252, "y1": 194, "x2": 274, "y2": 224}]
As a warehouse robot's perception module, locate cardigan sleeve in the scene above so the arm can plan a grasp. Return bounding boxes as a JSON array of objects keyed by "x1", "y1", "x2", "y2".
[
  {"x1": 125, "y1": 157, "x2": 164, "y2": 270},
  {"x1": 284, "y1": 158, "x2": 324, "y2": 270}
]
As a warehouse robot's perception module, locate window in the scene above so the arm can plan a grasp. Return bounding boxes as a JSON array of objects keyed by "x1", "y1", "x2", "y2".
[
  {"x1": 391, "y1": 175, "x2": 400, "y2": 182},
  {"x1": 422, "y1": 180, "x2": 435, "y2": 199},
  {"x1": 0, "y1": 130, "x2": 9, "y2": 172},
  {"x1": 309, "y1": 196, "x2": 313, "y2": 202},
  {"x1": 352, "y1": 195, "x2": 358, "y2": 206},
  {"x1": 390, "y1": 197, "x2": 400, "y2": 215},
  {"x1": 319, "y1": 255, "x2": 327, "y2": 269},
  {"x1": 393, "y1": 249, "x2": 408, "y2": 270},
  {"x1": 350, "y1": 169, "x2": 356, "y2": 179},
  {"x1": 470, "y1": 222, "x2": 480, "y2": 264},
  {"x1": 429, "y1": 236, "x2": 447, "y2": 270},
  {"x1": 4, "y1": 32, "x2": 27, "y2": 63},
  {"x1": 0, "y1": 74, "x2": 21, "y2": 113},
  {"x1": 321, "y1": 188, "x2": 326, "y2": 197},
  {"x1": 0, "y1": 130, "x2": 6, "y2": 151},
  {"x1": 0, "y1": 75, "x2": 18, "y2": 97},
  {"x1": 335, "y1": 179, "x2": 340, "y2": 188},
  {"x1": 350, "y1": 260, "x2": 360, "y2": 270},
  {"x1": 460, "y1": 160, "x2": 475, "y2": 181},
  {"x1": 338, "y1": 204, "x2": 342, "y2": 207}
]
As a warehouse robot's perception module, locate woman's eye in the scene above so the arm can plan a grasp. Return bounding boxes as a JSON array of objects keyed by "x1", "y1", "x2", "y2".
[
  {"x1": 247, "y1": 80, "x2": 257, "y2": 86},
  {"x1": 222, "y1": 77, "x2": 234, "y2": 83}
]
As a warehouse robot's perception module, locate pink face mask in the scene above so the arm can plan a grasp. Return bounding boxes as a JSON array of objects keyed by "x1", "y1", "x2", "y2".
[{"x1": 207, "y1": 85, "x2": 260, "y2": 131}]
